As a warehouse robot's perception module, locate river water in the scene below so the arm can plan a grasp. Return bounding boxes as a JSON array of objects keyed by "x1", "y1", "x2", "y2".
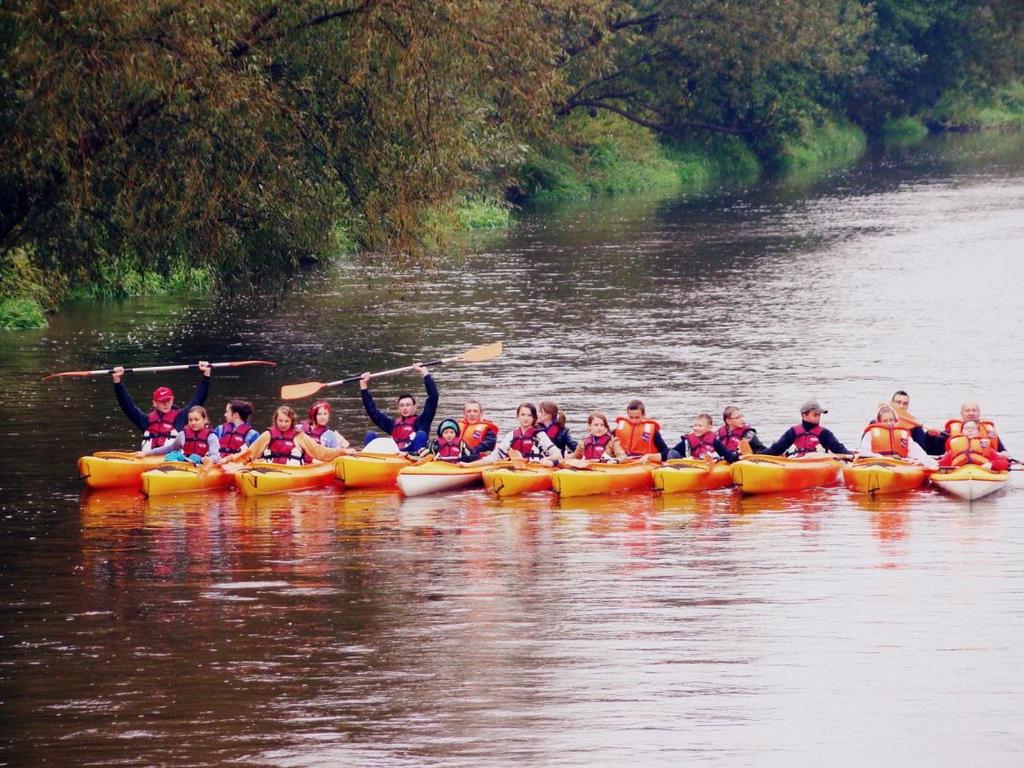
[{"x1": 2, "y1": 133, "x2": 1023, "y2": 767}]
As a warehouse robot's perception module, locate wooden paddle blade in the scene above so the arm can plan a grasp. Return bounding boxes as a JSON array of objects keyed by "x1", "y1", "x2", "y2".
[
  {"x1": 280, "y1": 381, "x2": 325, "y2": 400},
  {"x1": 42, "y1": 370, "x2": 102, "y2": 380},
  {"x1": 223, "y1": 360, "x2": 277, "y2": 368},
  {"x1": 458, "y1": 341, "x2": 502, "y2": 363}
]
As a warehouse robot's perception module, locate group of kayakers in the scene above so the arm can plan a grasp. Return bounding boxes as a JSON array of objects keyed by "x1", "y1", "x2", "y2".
[{"x1": 115, "y1": 364, "x2": 1014, "y2": 472}]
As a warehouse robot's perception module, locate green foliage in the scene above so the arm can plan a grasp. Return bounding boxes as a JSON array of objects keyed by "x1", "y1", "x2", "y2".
[
  {"x1": 455, "y1": 198, "x2": 513, "y2": 230},
  {"x1": 0, "y1": 297, "x2": 47, "y2": 329},
  {"x1": 63, "y1": 253, "x2": 212, "y2": 302},
  {"x1": 924, "y1": 80, "x2": 1024, "y2": 130},
  {"x1": 775, "y1": 119, "x2": 868, "y2": 172},
  {"x1": 882, "y1": 117, "x2": 930, "y2": 141}
]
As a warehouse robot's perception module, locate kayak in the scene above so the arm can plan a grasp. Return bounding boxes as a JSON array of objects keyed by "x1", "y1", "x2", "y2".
[
  {"x1": 931, "y1": 464, "x2": 1011, "y2": 501},
  {"x1": 842, "y1": 457, "x2": 930, "y2": 495},
  {"x1": 551, "y1": 461, "x2": 654, "y2": 498},
  {"x1": 78, "y1": 451, "x2": 164, "y2": 490},
  {"x1": 731, "y1": 454, "x2": 842, "y2": 495},
  {"x1": 336, "y1": 452, "x2": 413, "y2": 488},
  {"x1": 652, "y1": 459, "x2": 732, "y2": 493},
  {"x1": 482, "y1": 463, "x2": 555, "y2": 497},
  {"x1": 141, "y1": 461, "x2": 236, "y2": 497},
  {"x1": 235, "y1": 461, "x2": 338, "y2": 496},
  {"x1": 397, "y1": 461, "x2": 485, "y2": 497}
]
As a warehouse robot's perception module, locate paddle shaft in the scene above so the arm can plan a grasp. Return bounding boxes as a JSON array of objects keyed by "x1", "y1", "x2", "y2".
[
  {"x1": 45, "y1": 360, "x2": 275, "y2": 379},
  {"x1": 323, "y1": 356, "x2": 450, "y2": 388}
]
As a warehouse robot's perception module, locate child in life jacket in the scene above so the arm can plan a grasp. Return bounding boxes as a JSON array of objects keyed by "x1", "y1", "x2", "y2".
[
  {"x1": 231, "y1": 406, "x2": 349, "y2": 466},
  {"x1": 537, "y1": 401, "x2": 578, "y2": 456},
  {"x1": 136, "y1": 406, "x2": 220, "y2": 465},
  {"x1": 298, "y1": 401, "x2": 352, "y2": 452},
  {"x1": 668, "y1": 413, "x2": 722, "y2": 460},
  {"x1": 462, "y1": 403, "x2": 563, "y2": 467},
  {"x1": 938, "y1": 420, "x2": 1011, "y2": 471},
  {"x1": 566, "y1": 412, "x2": 628, "y2": 462},
  {"x1": 857, "y1": 406, "x2": 937, "y2": 468},
  {"x1": 215, "y1": 399, "x2": 260, "y2": 461},
  {"x1": 431, "y1": 419, "x2": 463, "y2": 462},
  {"x1": 614, "y1": 399, "x2": 669, "y2": 460}
]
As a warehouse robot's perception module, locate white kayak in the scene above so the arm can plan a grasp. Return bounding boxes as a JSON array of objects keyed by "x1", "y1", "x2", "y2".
[
  {"x1": 396, "y1": 461, "x2": 485, "y2": 497},
  {"x1": 931, "y1": 464, "x2": 1011, "y2": 501}
]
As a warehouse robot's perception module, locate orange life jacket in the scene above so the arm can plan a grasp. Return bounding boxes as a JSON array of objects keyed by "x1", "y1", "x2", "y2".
[
  {"x1": 458, "y1": 419, "x2": 499, "y2": 450},
  {"x1": 863, "y1": 424, "x2": 911, "y2": 458},
  {"x1": 944, "y1": 435, "x2": 996, "y2": 467},
  {"x1": 614, "y1": 417, "x2": 661, "y2": 456},
  {"x1": 944, "y1": 419, "x2": 998, "y2": 441}
]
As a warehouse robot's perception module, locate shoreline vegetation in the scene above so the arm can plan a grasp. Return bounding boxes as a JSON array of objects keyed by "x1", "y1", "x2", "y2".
[{"x1": 3, "y1": 1, "x2": 1023, "y2": 329}]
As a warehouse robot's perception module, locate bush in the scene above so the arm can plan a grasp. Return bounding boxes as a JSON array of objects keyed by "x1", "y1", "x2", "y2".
[{"x1": 0, "y1": 297, "x2": 47, "y2": 329}]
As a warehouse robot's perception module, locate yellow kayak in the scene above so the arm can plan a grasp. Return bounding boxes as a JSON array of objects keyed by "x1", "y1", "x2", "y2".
[
  {"x1": 731, "y1": 454, "x2": 841, "y2": 495},
  {"x1": 397, "y1": 461, "x2": 485, "y2": 497},
  {"x1": 931, "y1": 464, "x2": 1010, "y2": 501},
  {"x1": 842, "y1": 457, "x2": 930, "y2": 495},
  {"x1": 335, "y1": 452, "x2": 413, "y2": 488},
  {"x1": 652, "y1": 459, "x2": 732, "y2": 493},
  {"x1": 482, "y1": 463, "x2": 555, "y2": 496},
  {"x1": 551, "y1": 461, "x2": 654, "y2": 498},
  {"x1": 78, "y1": 451, "x2": 164, "y2": 490},
  {"x1": 141, "y1": 461, "x2": 236, "y2": 497},
  {"x1": 235, "y1": 461, "x2": 338, "y2": 496}
]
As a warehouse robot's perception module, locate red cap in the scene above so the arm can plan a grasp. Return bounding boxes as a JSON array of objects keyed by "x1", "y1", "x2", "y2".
[{"x1": 152, "y1": 386, "x2": 174, "y2": 402}]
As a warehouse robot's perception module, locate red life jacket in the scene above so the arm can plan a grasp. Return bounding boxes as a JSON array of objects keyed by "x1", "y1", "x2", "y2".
[
  {"x1": 509, "y1": 426, "x2": 540, "y2": 457},
  {"x1": 614, "y1": 417, "x2": 661, "y2": 456},
  {"x1": 434, "y1": 436, "x2": 462, "y2": 462},
  {"x1": 685, "y1": 431, "x2": 718, "y2": 459},
  {"x1": 263, "y1": 426, "x2": 305, "y2": 465},
  {"x1": 391, "y1": 415, "x2": 418, "y2": 450},
  {"x1": 863, "y1": 424, "x2": 911, "y2": 458},
  {"x1": 582, "y1": 433, "x2": 612, "y2": 460},
  {"x1": 717, "y1": 425, "x2": 753, "y2": 453},
  {"x1": 458, "y1": 419, "x2": 499, "y2": 451},
  {"x1": 791, "y1": 424, "x2": 822, "y2": 456},
  {"x1": 219, "y1": 421, "x2": 255, "y2": 455},
  {"x1": 182, "y1": 426, "x2": 212, "y2": 458},
  {"x1": 144, "y1": 408, "x2": 180, "y2": 448}
]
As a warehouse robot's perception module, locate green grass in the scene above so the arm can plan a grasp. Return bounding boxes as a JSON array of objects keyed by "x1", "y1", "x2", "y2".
[
  {"x1": 64, "y1": 255, "x2": 214, "y2": 302},
  {"x1": 0, "y1": 297, "x2": 47, "y2": 329},
  {"x1": 925, "y1": 80, "x2": 1024, "y2": 130},
  {"x1": 776, "y1": 118, "x2": 868, "y2": 172},
  {"x1": 882, "y1": 116, "x2": 930, "y2": 142},
  {"x1": 455, "y1": 196, "x2": 512, "y2": 229}
]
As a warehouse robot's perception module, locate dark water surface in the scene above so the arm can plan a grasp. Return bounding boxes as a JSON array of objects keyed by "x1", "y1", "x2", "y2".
[{"x1": 2, "y1": 133, "x2": 1024, "y2": 766}]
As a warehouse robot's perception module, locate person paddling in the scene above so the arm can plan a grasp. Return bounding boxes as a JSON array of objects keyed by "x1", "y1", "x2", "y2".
[
  {"x1": 885, "y1": 390, "x2": 942, "y2": 454},
  {"x1": 938, "y1": 419, "x2": 1010, "y2": 472},
  {"x1": 566, "y1": 412, "x2": 627, "y2": 462},
  {"x1": 136, "y1": 406, "x2": 220, "y2": 465},
  {"x1": 858, "y1": 406, "x2": 937, "y2": 468},
  {"x1": 230, "y1": 406, "x2": 349, "y2": 466},
  {"x1": 298, "y1": 400, "x2": 352, "y2": 453},
  {"x1": 461, "y1": 403, "x2": 562, "y2": 467},
  {"x1": 113, "y1": 361, "x2": 211, "y2": 449},
  {"x1": 537, "y1": 401, "x2": 578, "y2": 456},
  {"x1": 215, "y1": 400, "x2": 260, "y2": 462},
  {"x1": 614, "y1": 399, "x2": 668, "y2": 461},
  {"x1": 359, "y1": 364, "x2": 437, "y2": 455},
  {"x1": 763, "y1": 400, "x2": 850, "y2": 457}
]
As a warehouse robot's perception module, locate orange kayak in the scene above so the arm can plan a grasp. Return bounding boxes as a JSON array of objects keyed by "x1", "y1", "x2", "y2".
[
  {"x1": 842, "y1": 457, "x2": 930, "y2": 495},
  {"x1": 652, "y1": 459, "x2": 732, "y2": 493},
  {"x1": 141, "y1": 461, "x2": 236, "y2": 496},
  {"x1": 335, "y1": 452, "x2": 412, "y2": 488},
  {"x1": 731, "y1": 454, "x2": 841, "y2": 495},
  {"x1": 482, "y1": 463, "x2": 555, "y2": 496},
  {"x1": 551, "y1": 461, "x2": 654, "y2": 498},
  {"x1": 78, "y1": 452, "x2": 164, "y2": 490},
  {"x1": 235, "y1": 461, "x2": 338, "y2": 496}
]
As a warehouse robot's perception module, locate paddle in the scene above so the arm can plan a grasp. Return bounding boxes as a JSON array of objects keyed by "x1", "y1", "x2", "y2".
[
  {"x1": 279, "y1": 341, "x2": 503, "y2": 400},
  {"x1": 44, "y1": 360, "x2": 276, "y2": 380}
]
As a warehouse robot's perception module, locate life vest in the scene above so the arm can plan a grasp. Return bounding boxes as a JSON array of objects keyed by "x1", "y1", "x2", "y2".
[
  {"x1": 615, "y1": 417, "x2": 661, "y2": 456},
  {"x1": 945, "y1": 435, "x2": 995, "y2": 467},
  {"x1": 434, "y1": 436, "x2": 462, "y2": 462},
  {"x1": 263, "y1": 426, "x2": 305, "y2": 465},
  {"x1": 685, "y1": 432, "x2": 718, "y2": 459},
  {"x1": 509, "y1": 426, "x2": 541, "y2": 457},
  {"x1": 863, "y1": 424, "x2": 911, "y2": 458},
  {"x1": 296, "y1": 422, "x2": 333, "y2": 463},
  {"x1": 944, "y1": 419, "x2": 999, "y2": 443},
  {"x1": 219, "y1": 422, "x2": 255, "y2": 455},
  {"x1": 391, "y1": 415, "x2": 418, "y2": 450},
  {"x1": 144, "y1": 408, "x2": 180, "y2": 448},
  {"x1": 717, "y1": 425, "x2": 755, "y2": 454},
  {"x1": 790, "y1": 424, "x2": 822, "y2": 456},
  {"x1": 582, "y1": 433, "x2": 612, "y2": 461},
  {"x1": 459, "y1": 419, "x2": 499, "y2": 450},
  {"x1": 182, "y1": 426, "x2": 212, "y2": 458}
]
